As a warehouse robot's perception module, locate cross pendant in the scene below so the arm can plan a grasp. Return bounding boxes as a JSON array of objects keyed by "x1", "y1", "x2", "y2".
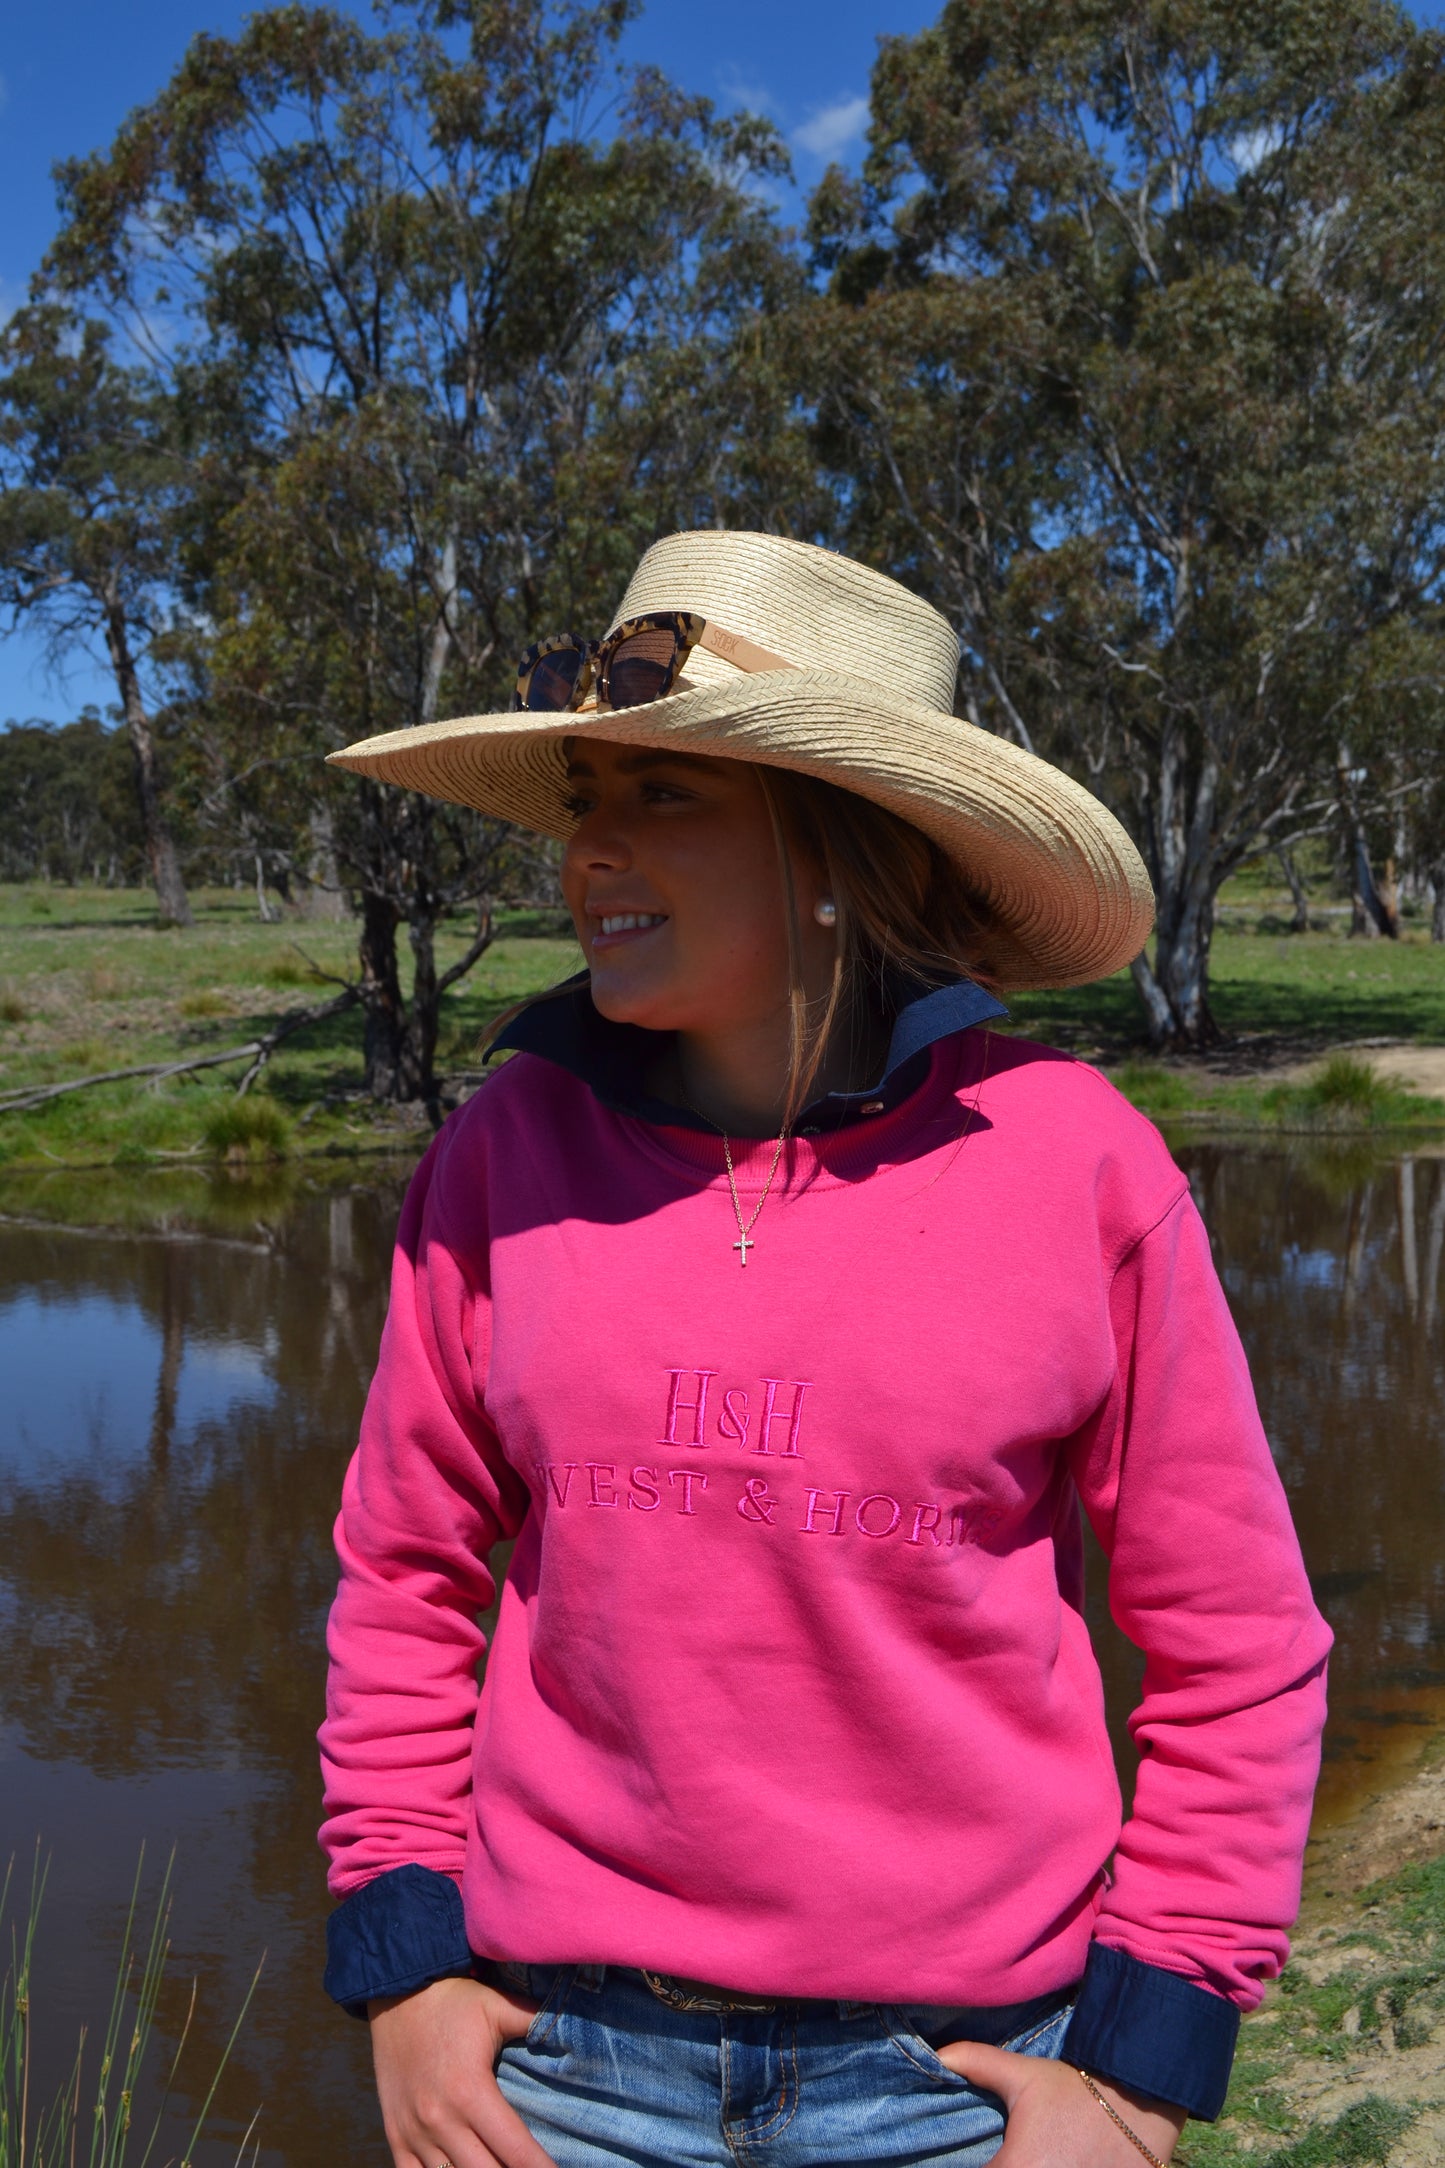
[{"x1": 733, "y1": 1232, "x2": 754, "y2": 1267}]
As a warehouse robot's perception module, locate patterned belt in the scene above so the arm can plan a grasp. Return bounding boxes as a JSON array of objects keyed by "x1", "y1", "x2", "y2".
[{"x1": 641, "y1": 1969, "x2": 785, "y2": 2013}]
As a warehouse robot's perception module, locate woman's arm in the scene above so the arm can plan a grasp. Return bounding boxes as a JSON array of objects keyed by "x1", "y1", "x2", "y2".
[
  {"x1": 318, "y1": 1126, "x2": 536, "y2": 2153},
  {"x1": 320, "y1": 1126, "x2": 527, "y2": 1907},
  {"x1": 1063, "y1": 1187, "x2": 1331, "y2": 2113}
]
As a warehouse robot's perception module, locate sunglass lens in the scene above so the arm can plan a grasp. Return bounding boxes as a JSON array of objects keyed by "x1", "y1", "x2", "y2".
[
  {"x1": 525, "y1": 645, "x2": 587, "y2": 712},
  {"x1": 607, "y1": 628, "x2": 680, "y2": 709}
]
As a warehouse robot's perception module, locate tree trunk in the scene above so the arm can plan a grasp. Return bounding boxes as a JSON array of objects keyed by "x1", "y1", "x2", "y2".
[
  {"x1": 359, "y1": 889, "x2": 405, "y2": 1099},
  {"x1": 1129, "y1": 730, "x2": 1220, "y2": 1049},
  {"x1": 401, "y1": 903, "x2": 442, "y2": 1105},
  {"x1": 102, "y1": 601, "x2": 192, "y2": 928},
  {"x1": 302, "y1": 804, "x2": 347, "y2": 920},
  {"x1": 348, "y1": 538, "x2": 461, "y2": 1101},
  {"x1": 254, "y1": 853, "x2": 279, "y2": 923},
  {"x1": 419, "y1": 535, "x2": 459, "y2": 728},
  {"x1": 1355, "y1": 838, "x2": 1397, "y2": 937},
  {"x1": 1430, "y1": 853, "x2": 1445, "y2": 943},
  {"x1": 1275, "y1": 846, "x2": 1310, "y2": 933},
  {"x1": 1337, "y1": 746, "x2": 1397, "y2": 939},
  {"x1": 1131, "y1": 896, "x2": 1218, "y2": 1050}
]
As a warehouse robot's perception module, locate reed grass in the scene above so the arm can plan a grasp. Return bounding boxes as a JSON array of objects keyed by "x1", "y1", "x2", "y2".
[{"x1": 0, "y1": 1849, "x2": 261, "y2": 2168}]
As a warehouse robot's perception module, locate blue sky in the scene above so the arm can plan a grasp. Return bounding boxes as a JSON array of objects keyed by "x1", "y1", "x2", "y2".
[
  {"x1": 0, "y1": 0, "x2": 937, "y2": 723},
  {"x1": 0, "y1": 0, "x2": 1439, "y2": 724}
]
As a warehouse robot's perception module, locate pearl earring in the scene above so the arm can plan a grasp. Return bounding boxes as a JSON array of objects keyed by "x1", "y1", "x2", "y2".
[{"x1": 813, "y1": 897, "x2": 837, "y2": 928}]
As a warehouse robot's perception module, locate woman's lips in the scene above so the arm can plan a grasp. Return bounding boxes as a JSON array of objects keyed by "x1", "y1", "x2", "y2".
[{"x1": 589, "y1": 911, "x2": 669, "y2": 952}]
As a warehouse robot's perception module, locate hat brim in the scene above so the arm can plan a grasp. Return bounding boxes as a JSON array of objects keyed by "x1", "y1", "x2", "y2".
[{"x1": 325, "y1": 667, "x2": 1154, "y2": 991}]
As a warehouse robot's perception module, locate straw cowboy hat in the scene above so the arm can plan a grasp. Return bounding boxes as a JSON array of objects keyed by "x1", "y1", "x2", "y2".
[{"x1": 326, "y1": 529, "x2": 1154, "y2": 990}]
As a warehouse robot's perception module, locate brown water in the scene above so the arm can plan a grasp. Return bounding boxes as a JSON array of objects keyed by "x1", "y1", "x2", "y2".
[{"x1": 1, "y1": 1141, "x2": 1442, "y2": 2165}]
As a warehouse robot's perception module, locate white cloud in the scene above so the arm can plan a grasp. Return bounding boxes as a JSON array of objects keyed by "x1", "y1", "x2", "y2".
[
  {"x1": 1230, "y1": 125, "x2": 1283, "y2": 175},
  {"x1": 717, "y1": 63, "x2": 781, "y2": 119},
  {"x1": 793, "y1": 93, "x2": 870, "y2": 162}
]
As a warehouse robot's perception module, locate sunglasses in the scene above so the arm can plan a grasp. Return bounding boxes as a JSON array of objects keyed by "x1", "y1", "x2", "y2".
[{"x1": 512, "y1": 611, "x2": 792, "y2": 715}]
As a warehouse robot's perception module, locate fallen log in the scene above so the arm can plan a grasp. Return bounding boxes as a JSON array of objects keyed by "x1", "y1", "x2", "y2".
[{"x1": 0, "y1": 988, "x2": 360, "y2": 1115}]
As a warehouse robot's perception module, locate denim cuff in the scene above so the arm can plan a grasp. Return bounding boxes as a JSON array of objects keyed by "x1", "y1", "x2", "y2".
[
  {"x1": 1061, "y1": 1942, "x2": 1240, "y2": 2121},
  {"x1": 323, "y1": 1863, "x2": 476, "y2": 2018}
]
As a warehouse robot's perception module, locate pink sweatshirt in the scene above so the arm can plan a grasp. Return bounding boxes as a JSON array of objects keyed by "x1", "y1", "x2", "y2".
[{"x1": 319, "y1": 1029, "x2": 1329, "y2": 2015}]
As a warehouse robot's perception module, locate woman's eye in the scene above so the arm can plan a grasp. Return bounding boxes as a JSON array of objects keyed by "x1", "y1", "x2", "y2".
[
  {"x1": 562, "y1": 792, "x2": 596, "y2": 819},
  {"x1": 642, "y1": 782, "x2": 692, "y2": 805}
]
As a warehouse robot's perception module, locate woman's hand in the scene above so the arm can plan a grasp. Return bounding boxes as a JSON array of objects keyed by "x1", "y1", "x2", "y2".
[
  {"x1": 936, "y1": 2041, "x2": 1187, "y2": 2165},
  {"x1": 367, "y1": 1975, "x2": 559, "y2": 2168}
]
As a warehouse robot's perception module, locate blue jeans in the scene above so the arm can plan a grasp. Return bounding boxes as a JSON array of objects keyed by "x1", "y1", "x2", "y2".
[{"x1": 491, "y1": 1963, "x2": 1075, "y2": 2167}]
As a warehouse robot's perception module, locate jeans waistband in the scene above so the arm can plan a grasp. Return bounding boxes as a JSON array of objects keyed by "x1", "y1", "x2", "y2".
[
  {"x1": 483, "y1": 1959, "x2": 1077, "y2": 2043},
  {"x1": 641, "y1": 1969, "x2": 792, "y2": 2013}
]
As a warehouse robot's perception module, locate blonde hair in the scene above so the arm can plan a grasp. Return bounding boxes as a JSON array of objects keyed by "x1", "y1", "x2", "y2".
[
  {"x1": 484, "y1": 766, "x2": 993, "y2": 1123},
  {"x1": 756, "y1": 769, "x2": 992, "y2": 1126}
]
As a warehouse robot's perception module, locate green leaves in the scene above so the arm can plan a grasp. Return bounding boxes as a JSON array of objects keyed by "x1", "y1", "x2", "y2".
[
  {"x1": 23, "y1": 0, "x2": 813, "y2": 1090},
  {"x1": 799, "y1": 0, "x2": 1445, "y2": 1042}
]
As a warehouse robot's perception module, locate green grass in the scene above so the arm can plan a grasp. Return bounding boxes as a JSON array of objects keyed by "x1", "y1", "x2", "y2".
[
  {"x1": 202, "y1": 1093, "x2": 293, "y2": 1160},
  {"x1": 1055, "y1": 1045, "x2": 1445, "y2": 1137},
  {"x1": 0, "y1": 884, "x2": 581, "y2": 1170},
  {"x1": 1267, "y1": 2098, "x2": 1417, "y2": 2166},
  {"x1": 1102, "y1": 1060, "x2": 1205, "y2": 1121},
  {"x1": 1184, "y1": 1839, "x2": 1445, "y2": 2165},
  {"x1": 1, "y1": 879, "x2": 1442, "y2": 1169},
  {"x1": 1010, "y1": 924, "x2": 1445, "y2": 1054},
  {"x1": 1257, "y1": 1052, "x2": 1427, "y2": 1128},
  {"x1": 1192, "y1": 2092, "x2": 1419, "y2": 2167},
  {"x1": 1, "y1": 1848, "x2": 260, "y2": 2167}
]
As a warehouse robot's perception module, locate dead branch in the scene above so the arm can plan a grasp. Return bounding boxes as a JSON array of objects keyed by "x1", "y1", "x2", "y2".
[
  {"x1": 435, "y1": 905, "x2": 496, "y2": 1002},
  {"x1": 0, "y1": 1208, "x2": 277, "y2": 1254},
  {"x1": 0, "y1": 989, "x2": 360, "y2": 1116}
]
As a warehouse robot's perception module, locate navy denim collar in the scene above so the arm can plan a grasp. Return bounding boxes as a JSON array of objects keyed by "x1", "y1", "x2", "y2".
[{"x1": 487, "y1": 972, "x2": 1007, "y2": 1135}]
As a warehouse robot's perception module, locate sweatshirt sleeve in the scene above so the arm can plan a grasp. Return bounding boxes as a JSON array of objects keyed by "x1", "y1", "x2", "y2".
[
  {"x1": 1062, "y1": 1184, "x2": 1331, "y2": 2109},
  {"x1": 317, "y1": 1121, "x2": 530, "y2": 1956}
]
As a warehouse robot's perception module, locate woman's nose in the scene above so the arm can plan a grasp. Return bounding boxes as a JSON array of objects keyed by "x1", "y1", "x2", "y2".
[{"x1": 564, "y1": 811, "x2": 632, "y2": 872}]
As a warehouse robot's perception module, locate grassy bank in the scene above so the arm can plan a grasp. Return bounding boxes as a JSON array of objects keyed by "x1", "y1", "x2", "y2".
[
  {"x1": 1189, "y1": 1736, "x2": 1445, "y2": 2167},
  {"x1": 1, "y1": 880, "x2": 1443, "y2": 1171},
  {"x1": 0, "y1": 884, "x2": 582, "y2": 1170}
]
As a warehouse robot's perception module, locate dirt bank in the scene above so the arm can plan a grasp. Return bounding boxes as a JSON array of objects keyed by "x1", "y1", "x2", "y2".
[
  {"x1": 1367, "y1": 1047, "x2": 1445, "y2": 1102},
  {"x1": 1200, "y1": 1742, "x2": 1445, "y2": 2164}
]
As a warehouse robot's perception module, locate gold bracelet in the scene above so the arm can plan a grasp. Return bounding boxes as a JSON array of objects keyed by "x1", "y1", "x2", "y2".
[{"x1": 1077, "y1": 2068, "x2": 1182, "y2": 2167}]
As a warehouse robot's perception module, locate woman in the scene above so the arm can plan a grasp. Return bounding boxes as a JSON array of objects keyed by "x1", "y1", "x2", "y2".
[{"x1": 318, "y1": 531, "x2": 1329, "y2": 2168}]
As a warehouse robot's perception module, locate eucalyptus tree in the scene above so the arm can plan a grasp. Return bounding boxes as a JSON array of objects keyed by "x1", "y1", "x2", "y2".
[
  {"x1": 0, "y1": 711, "x2": 142, "y2": 885},
  {"x1": 804, "y1": 0, "x2": 1445, "y2": 1045},
  {"x1": 48, "y1": 0, "x2": 799, "y2": 1098},
  {"x1": 0, "y1": 309, "x2": 195, "y2": 925}
]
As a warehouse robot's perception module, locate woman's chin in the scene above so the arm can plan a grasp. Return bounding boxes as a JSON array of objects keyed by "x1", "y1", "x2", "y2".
[{"x1": 587, "y1": 970, "x2": 683, "y2": 1033}]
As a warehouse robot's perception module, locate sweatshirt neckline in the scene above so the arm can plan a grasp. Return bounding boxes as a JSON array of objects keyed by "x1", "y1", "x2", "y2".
[
  {"x1": 618, "y1": 1032, "x2": 987, "y2": 1192},
  {"x1": 488, "y1": 972, "x2": 1006, "y2": 1136}
]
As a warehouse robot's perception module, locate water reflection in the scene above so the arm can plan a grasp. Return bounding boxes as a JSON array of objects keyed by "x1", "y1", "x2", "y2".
[
  {"x1": 1, "y1": 1142, "x2": 1442, "y2": 2164},
  {"x1": 0, "y1": 1178, "x2": 409, "y2": 2165}
]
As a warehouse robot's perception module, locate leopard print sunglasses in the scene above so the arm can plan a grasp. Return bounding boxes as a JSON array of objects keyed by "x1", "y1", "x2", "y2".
[{"x1": 512, "y1": 611, "x2": 792, "y2": 715}]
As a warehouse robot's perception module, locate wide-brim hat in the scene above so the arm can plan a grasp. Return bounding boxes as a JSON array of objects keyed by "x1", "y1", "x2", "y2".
[{"x1": 326, "y1": 529, "x2": 1154, "y2": 989}]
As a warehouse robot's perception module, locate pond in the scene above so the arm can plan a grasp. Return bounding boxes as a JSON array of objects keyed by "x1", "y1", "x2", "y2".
[{"x1": 1, "y1": 1139, "x2": 1442, "y2": 2165}]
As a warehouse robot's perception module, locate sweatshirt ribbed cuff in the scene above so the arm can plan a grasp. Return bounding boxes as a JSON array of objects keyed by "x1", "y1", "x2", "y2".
[
  {"x1": 1062, "y1": 1942, "x2": 1240, "y2": 2121},
  {"x1": 323, "y1": 1863, "x2": 475, "y2": 2018}
]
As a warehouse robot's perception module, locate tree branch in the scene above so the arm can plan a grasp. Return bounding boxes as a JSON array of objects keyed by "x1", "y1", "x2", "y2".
[{"x1": 0, "y1": 989, "x2": 359, "y2": 1114}]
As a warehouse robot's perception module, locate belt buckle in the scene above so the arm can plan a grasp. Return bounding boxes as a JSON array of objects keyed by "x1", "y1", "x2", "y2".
[{"x1": 641, "y1": 1969, "x2": 777, "y2": 2014}]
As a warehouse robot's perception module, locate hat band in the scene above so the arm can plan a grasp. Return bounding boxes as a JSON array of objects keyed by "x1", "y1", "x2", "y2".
[{"x1": 514, "y1": 612, "x2": 794, "y2": 716}]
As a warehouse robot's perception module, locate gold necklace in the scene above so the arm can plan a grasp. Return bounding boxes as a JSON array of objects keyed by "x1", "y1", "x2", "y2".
[{"x1": 682, "y1": 1094, "x2": 789, "y2": 1268}]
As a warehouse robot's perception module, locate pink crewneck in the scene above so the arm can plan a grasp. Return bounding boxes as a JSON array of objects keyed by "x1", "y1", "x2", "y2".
[{"x1": 319, "y1": 1031, "x2": 1329, "y2": 2009}]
